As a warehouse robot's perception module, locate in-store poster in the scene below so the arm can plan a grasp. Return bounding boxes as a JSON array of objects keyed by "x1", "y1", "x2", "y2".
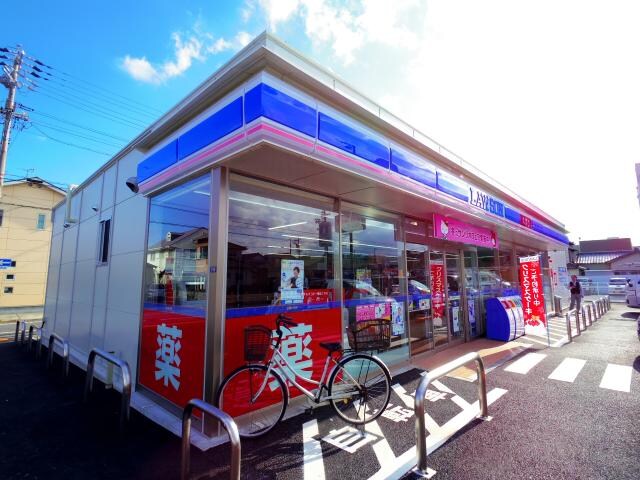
[
  {"x1": 356, "y1": 268, "x2": 372, "y2": 285},
  {"x1": 281, "y1": 259, "x2": 304, "y2": 304},
  {"x1": 392, "y1": 302, "x2": 405, "y2": 336}
]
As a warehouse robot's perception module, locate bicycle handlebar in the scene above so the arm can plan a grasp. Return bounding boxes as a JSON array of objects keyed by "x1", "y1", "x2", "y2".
[{"x1": 276, "y1": 314, "x2": 298, "y2": 329}]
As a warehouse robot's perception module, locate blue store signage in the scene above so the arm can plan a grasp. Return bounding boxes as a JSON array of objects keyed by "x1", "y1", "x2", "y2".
[
  {"x1": 0, "y1": 258, "x2": 13, "y2": 269},
  {"x1": 468, "y1": 187, "x2": 505, "y2": 217}
]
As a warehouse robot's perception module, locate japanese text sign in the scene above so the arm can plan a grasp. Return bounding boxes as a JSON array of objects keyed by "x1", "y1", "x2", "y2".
[
  {"x1": 519, "y1": 255, "x2": 547, "y2": 334},
  {"x1": 433, "y1": 214, "x2": 498, "y2": 249},
  {"x1": 430, "y1": 261, "x2": 445, "y2": 320}
]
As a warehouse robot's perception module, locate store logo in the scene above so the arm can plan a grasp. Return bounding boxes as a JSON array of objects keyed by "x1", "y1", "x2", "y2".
[{"x1": 469, "y1": 187, "x2": 505, "y2": 217}]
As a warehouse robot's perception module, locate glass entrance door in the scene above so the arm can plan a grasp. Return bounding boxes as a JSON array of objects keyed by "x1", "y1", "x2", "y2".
[
  {"x1": 407, "y1": 243, "x2": 432, "y2": 355},
  {"x1": 464, "y1": 250, "x2": 483, "y2": 339},
  {"x1": 446, "y1": 252, "x2": 465, "y2": 342}
]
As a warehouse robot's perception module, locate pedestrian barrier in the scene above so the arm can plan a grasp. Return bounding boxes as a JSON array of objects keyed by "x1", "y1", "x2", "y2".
[
  {"x1": 554, "y1": 295, "x2": 562, "y2": 317},
  {"x1": 46, "y1": 333, "x2": 70, "y2": 377},
  {"x1": 413, "y1": 352, "x2": 491, "y2": 478},
  {"x1": 565, "y1": 308, "x2": 577, "y2": 342},
  {"x1": 581, "y1": 306, "x2": 587, "y2": 330},
  {"x1": 590, "y1": 301, "x2": 599, "y2": 320},
  {"x1": 27, "y1": 320, "x2": 45, "y2": 353},
  {"x1": 14, "y1": 320, "x2": 26, "y2": 344},
  {"x1": 84, "y1": 348, "x2": 132, "y2": 432},
  {"x1": 586, "y1": 304, "x2": 593, "y2": 326},
  {"x1": 181, "y1": 398, "x2": 241, "y2": 480}
]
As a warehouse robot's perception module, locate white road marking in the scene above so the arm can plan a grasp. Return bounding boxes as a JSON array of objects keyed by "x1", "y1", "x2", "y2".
[
  {"x1": 548, "y1": 358, "x2": 586, "y2": 383},
  {"x1": 431, "y1": 380, "x2": 454, "y2": 394},
  {"x1": 599, "y1": 364, "x2": 633, "y2": 392},
  {"x1": 504, "y1": 353, "x2": 547, "y2": 374},
  {"x1": 303, "y1": 419, "x2": 325, "y2": 480},
  {"x1": 322, "y1": 426, "x2": 377, "y2": 453},
  {"x1": 368, "y1": 387, "x2": 508, "y2": 480},
  {"x1": 365, "y1": 420, "x2": 397, "y2": 469},
  {"x1": 391, "y1": 384, "x2": 439, "y2": 432}
]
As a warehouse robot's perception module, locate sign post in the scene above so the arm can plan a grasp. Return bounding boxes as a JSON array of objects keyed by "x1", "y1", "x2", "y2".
[{"x1": 519, "y1": 255, "x2": 548, "y2": 341}]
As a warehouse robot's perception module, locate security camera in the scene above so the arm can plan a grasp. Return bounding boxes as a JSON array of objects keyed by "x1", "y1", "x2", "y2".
[
  {"x1": 91, "y1": 205, "x2": 99, "y2": 212},
  {"x1": 63, "y1": 223, "x2": 70, "y2": 228},
  {"x1": 126, "y1": 176, "x2": 139, "y2": 194}
]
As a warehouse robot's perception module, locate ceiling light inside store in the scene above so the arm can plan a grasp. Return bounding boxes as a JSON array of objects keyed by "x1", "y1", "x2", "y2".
[{"x1": 269, "y1": 221, "x2": 307, "y2": 230}]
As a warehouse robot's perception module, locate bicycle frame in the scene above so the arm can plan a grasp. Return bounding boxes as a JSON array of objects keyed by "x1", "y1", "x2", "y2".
[{"x1": 250, "y1": 346, "x2": 362, "y2": 405}]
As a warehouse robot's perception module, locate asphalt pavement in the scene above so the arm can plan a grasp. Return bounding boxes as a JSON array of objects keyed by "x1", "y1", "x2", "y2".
[{"x1": 0, "y1": 304, "x2": 637, "y2": 480}]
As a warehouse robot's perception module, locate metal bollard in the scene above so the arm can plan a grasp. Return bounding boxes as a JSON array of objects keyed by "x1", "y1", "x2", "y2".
[
  {"x1": 581, "y1": 307, "x2": 587, "y2": 330},
  {"x1": 554, "y1": 295, "x2": 562, "y2": 317},
  {"x1": 565, "y1": 310, "x2": 574, "y2": 342},
  {"x1": 587, "y1": 305, "x2": 592, "y2": 326},
  {"x1": 181, "y1": 399, "x2": 241, "y2": 480},
  {"x1": 413, "y1": 352, "x2": 490, "y2": 477},
  {"x1": 47, "y1": 333, "x2": 70, "y2": 377}
]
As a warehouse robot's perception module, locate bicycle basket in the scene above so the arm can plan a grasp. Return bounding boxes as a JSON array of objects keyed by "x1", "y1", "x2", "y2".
[
  {"x1": 347, "y1": 319, "x2": 391, "y2": 352},
  {"x1": 244, "y1": 325, "x2": 273, "y2": 362}
]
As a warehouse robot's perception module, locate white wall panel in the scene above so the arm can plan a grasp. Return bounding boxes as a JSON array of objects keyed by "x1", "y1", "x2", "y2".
[
  {"x1": 90, "y1": 306, "x2": 106, "y2": 349},
  {"x1": 76, "y1": 218, "x2": 99, "y2": 262},
  {"x1": 101, "y1": 165, "x2": 117, "y2": 209},
  {"x1": 50, "y1": 232, "x2": 63, "y2": 265},
  {"x1": 107, "y1": 251, "x2": 144, "y2": 315},
  {"x1": 111, "y1": 195, "x2": 148, "y2": 256},
  {"x1": 80, "y1": 176, "x2": 103, "y2": 221},
  {"x1": 69, "y1": 301, "x2": 92, "y2": 351},
  {"x1": 72, "y1": 259, "x2": 96, "y2": 304},
  {"x1": 115, "y1": 150, "x2": 144, "y2": 204},
  {"x1": 43, "y1": 294, "x2": 57, "y2": 327},
  {"x1": 52, "y1": 204, "x2": 65, "y2": 236},
  {"x1": 61, "y1": 225, "x2": 79, "y2": 265},
  {"x1": 103, "y1": 310, "x2": 140, "y2": 384},
  {"x1": 93, "y1": 266, "x2": 109, "y2": 308}
]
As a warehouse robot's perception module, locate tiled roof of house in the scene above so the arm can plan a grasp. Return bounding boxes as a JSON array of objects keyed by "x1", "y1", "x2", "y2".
[{"x1": 576, "y1": 252, "x2": 628, "y2": 264}]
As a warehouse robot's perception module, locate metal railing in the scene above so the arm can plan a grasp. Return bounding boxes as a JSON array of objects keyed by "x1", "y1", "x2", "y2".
[
  {"x1": 14, "y1": 320, "x2": 26, "y2": 344},
  {"x1": 47, "y1": 333, "x2": 70, "y2": 377},
  {"x1": 581, "y1": 306, "x2": 587, "y2": 330},
  {"x1": 27, "y1": 320, "x2": 45, "y2": 353},
  {"x1": 181, "y1": 398, "x2": 241, "y2": 480},
  {"x1": 586, "y1": 304, "x2": 593, "y2": 326},
  {"x1": 413, "y1": 352, "x2": 491, "y2": 477},
  {"x1": 590, "y1": 301, "x2": 599, "y2": 321},
  {"x1": 564, "y1": 308, "x2": 577, "y2": 342},
  {"x1": 84, "y1": 348, "x2": 132, "y2": 432}
]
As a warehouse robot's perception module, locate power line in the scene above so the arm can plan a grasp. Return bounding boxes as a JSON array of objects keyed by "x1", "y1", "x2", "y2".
[
  {"x1": 35, "y1": 90, "x2": 148, "y2": 129},
  {"x1": 31, "y1": 121, "x2": 124, "y2": 148},
  {"x1": 30, "y1": 125, "x2": 113, "y2": 156},
  {"x1": 21, "y1": 54, "x2": 164, "y2": 115},
  {"x1": 28, "y1": 110, "x2": 130, "y2": 142},
  {"x1": 32, "y1": 85, "x2": 150, "y2": 128}
]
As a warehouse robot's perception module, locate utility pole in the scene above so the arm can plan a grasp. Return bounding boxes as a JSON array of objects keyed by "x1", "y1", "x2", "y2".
[{"x1": 0, "y1": 47, "x2": 25, "y2": 198}]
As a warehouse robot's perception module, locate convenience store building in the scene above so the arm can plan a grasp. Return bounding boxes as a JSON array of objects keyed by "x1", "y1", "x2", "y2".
[{"x1": 43, "y1": 33, "x2": 569, "y2": 422}]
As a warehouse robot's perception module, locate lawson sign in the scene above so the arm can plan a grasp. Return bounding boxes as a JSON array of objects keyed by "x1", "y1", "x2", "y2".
[{"x1": 468, "y1": 187, "x2": 505, "y2": 217}]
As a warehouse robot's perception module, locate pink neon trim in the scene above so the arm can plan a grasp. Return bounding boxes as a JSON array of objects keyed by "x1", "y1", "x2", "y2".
[{"x1": 246, "y1": 123, "x2": 315, "y2": 148}]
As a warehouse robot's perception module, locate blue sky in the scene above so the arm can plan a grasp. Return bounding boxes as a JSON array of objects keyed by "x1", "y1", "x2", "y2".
[{"x1": 2, "y1": 1, "x2": 640, "y2": 243}]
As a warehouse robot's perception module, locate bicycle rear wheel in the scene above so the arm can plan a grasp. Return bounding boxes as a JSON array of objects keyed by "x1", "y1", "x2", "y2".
[
  {"x1": 328, "y1": 353, "x2": 391, "y2": 424},
  {"x1": 215, "y1": 365, "x2": 288, "y2": 438}
]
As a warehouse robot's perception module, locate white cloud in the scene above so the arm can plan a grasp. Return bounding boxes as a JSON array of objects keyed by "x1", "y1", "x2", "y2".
[
  {"x1": 121, "y1": 29, "x2": 235, "y2": 84},
  {"x1": 258, "y1": 0, "x2": 300, "y2": 31},
  {"x1": 236, "y1": 31, "x2": 253, "y2": 47}
]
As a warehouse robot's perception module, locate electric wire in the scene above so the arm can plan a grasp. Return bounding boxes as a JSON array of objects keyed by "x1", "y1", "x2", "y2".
[
  {"x1": 29, "y1": 125, "x2": 113, "y2": 156},
  {"x1": 30, "y1": 121, "x2": 124, "y2": 148},
  {"x1": 20, "y1": 55, "x2": 163, "y2": 115},
  {"x1": 28, "y1": 110, "x2": 130, "y2": 142},
  {"x1": 30, "y1": 84, "x2": 150, "y2": 128}
]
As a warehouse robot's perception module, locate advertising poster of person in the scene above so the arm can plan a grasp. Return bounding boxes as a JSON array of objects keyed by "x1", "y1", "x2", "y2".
[
  {"x1": 356, "y1": 268, "x2": 372, "y2": 285},
  {"x1": 391, "y1": 302, "x2": 405, "y2": 336},
  {"x1": 281, "y1": 259, "x2": 305, "y2": 304},
  {"x1": 451, "y1": 302, "x2": 461, "y2": 333}
]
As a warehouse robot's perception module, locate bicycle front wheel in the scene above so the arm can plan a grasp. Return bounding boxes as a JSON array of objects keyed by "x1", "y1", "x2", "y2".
[
  {"x1": 215, "y1": 365, "x2": 288, "y2": 438},
  {"x1": 328, "y1": 353, "x2": 391, "y2": 424}
]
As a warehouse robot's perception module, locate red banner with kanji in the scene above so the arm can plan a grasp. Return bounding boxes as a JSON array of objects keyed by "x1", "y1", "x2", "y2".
[
  {"x1": 430, "y1": 261, "x2": 445, "y2": 321},
  {"x1": 519, "y1": 255, "x2": 547, "y2": 334}
]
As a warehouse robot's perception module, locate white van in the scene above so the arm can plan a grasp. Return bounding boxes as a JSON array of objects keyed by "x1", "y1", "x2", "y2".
[{"x1": 609, "y1": 277, "x2": 628, "y2": 296}]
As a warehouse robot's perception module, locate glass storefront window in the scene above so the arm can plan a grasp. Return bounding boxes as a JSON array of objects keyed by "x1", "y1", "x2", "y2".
[
  {"x1": 139, "y1": 174, "x2": 211, "y2": 408},
  {"x1": 406, "y1": 218, "x2": 433, "y2": 355},
  {"x1": 341, "y1": 204, "x2": 408, "y2": 363},
  {"x1": 224, "y1": 175, "x2": 341, "y2": 397},
  {"x1": 499, "y1": 246, "x2": 518, "y2": 295}
]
